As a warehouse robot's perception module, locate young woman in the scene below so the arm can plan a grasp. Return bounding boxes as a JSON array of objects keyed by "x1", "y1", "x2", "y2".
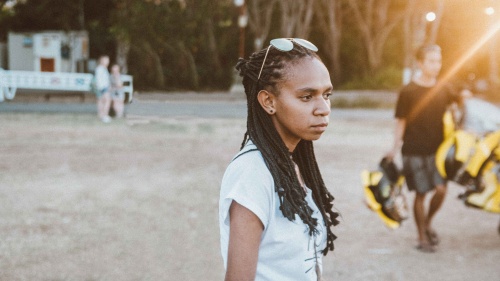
[
  {"x1": 109, "y1": 64, "x2": 125, "y2": 118},
  {"x1": 219, "y1": 38, "x2": 339, "y2": 281}
]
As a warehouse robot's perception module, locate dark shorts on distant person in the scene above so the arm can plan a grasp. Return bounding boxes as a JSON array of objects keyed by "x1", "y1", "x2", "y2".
[{"x1": 403, "y1": 154, "x2": 446, "y2": 194}]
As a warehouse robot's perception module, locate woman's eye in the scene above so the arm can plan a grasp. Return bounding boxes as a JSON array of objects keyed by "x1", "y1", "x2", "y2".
[{"x1": 301, "y1": 95, "x2": 312, "y2": 101}]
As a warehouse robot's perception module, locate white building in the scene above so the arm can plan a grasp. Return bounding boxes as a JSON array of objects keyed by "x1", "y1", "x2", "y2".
[{"x1": 7, "y1": 30, "x2": 89, "y2": 73}]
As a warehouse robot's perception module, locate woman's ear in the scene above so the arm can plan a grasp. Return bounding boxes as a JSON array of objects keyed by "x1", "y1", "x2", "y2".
[{"x1": 257, "y1": 90, "x2": 276, "y2": 115}]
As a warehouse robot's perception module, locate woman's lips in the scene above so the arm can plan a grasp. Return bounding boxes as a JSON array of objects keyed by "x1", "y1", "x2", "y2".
[{"x1": 311, "y1": 123, "x2": 328, "y2": 132}]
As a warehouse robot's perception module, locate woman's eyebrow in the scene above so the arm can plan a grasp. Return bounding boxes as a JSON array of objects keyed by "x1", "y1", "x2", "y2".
[
  {"x1": 297, "y1": 85, "x2": 333, "y2": 93},
  {"x1": 297, "y1": 87, "x2": 318, "y2": 93},
  {"x1": 324, "y1": 85, "x2": 333, "y2": 92}
]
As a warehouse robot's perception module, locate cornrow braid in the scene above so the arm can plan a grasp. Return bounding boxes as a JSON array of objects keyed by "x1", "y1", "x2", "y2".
[{"x1": 235, "y1": 41, "x2": 339, "y2": 255}]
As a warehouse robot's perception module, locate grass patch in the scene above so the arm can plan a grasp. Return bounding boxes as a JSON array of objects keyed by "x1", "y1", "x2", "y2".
[
  {"x1": 339, "y1": 66, "x2": 402, "y2": 90},
  {"x1": 331, "y1": 97, "x2": 393, "y2": 109}
]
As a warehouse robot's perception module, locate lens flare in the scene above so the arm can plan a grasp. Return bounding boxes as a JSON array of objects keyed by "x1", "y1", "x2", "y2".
[{"x1": 407, "y1": 19, "x2": 500, "y2": 123}]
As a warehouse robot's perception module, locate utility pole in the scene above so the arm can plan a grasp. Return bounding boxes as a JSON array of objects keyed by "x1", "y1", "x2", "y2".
[
  {"x1": 230, "y1": 0, "x2": 248, "y2": 96},
  {"x1": 235, "y1": 0, "x2": 248, "y2": 58},
  {"x1": 79, "y1": 0, "x2": 85, "y2": 30}
]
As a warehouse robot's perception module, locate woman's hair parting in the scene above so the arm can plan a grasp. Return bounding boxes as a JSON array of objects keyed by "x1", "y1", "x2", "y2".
[{"x1": 234, "y1": 42, "x2": 340, "y2": 255}]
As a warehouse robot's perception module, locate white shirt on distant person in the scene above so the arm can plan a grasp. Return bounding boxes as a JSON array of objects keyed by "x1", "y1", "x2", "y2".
[
  {"x1": 95, "y1": 64, "x2": 110, "y2": 91},
  {"x1": 461, "y1": 91, "x2": 500, "y2": 134}
]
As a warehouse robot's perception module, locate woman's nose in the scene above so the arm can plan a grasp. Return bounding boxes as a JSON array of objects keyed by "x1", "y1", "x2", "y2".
[{"x1": 314, "y1": 97, "x2": 331, "y2": 116}]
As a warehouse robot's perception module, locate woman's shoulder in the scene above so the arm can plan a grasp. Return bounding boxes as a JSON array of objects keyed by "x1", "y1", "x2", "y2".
[
  {"x1": 220, "y1": 141, "x2": 275, "y2": 211},
  {"x1": 228, "y1": 142, "x2": 267, "y2": 172},
  {"x1": 223, "y1": 141, "x2": 272, "y2": 184}
]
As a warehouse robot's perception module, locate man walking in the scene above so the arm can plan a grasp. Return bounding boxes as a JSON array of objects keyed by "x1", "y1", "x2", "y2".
[{"x1": 387, "y1": 45, "x2": 462, "y2": 252}]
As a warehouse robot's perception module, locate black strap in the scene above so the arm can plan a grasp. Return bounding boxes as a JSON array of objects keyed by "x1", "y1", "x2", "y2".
[{"x1": 231, "y1": 148, "x2": 258, "y2": 162}]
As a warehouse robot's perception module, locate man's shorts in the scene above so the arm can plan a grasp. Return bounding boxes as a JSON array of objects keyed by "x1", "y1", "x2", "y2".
[{"x1": 403, "y1": 154, "x2": 446, "y2": 194}]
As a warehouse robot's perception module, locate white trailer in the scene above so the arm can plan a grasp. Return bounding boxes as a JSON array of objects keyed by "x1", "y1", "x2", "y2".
[{"x1": 8, "y1": 31, "x2": 89, "y2": 73}]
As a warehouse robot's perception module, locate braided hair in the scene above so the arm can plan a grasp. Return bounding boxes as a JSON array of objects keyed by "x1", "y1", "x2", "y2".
[{"x1": 235, "y1": 42, "x2": 340, "y2": 255}]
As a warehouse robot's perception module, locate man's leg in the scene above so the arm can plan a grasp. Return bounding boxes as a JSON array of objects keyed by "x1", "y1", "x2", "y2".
[
  {"x1": 426, "y1": 184, "x2": 447, "y2": 231},
  {"x1": 414, "y1": 192, "x2": 437, "y2": 252},
  {"x1": 414, "y1": 192, "x2": 427, "y2": 244}
]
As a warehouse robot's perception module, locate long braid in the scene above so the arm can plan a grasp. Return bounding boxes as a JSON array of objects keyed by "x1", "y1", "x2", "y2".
[
  {"x1": 295, "y1": 140, "x2": 340, "y2": 255},
  {"x1": 235, "y1": 42, "x2": 339, "y2": 255}
]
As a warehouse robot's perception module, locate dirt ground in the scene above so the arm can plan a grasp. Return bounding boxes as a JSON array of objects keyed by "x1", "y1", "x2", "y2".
[{"x1": 0, "y1": 111, "x2": 499, "y2": 281}]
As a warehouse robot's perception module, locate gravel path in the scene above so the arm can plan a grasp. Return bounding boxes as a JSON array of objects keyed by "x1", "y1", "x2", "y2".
[{"x1": 0, "y1": 105, "x2": 498, "y2": 280}]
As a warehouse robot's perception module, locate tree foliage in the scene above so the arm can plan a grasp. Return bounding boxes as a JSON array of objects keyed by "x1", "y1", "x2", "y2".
[
  {"x1": 0, "y1": 0, "x2": 499, "y2": 91},
  {"x1": 5, "y1": 0, "x2": 82, "y2": 31}
]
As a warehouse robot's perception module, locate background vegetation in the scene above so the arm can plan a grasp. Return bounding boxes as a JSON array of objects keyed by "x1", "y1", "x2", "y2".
[{"x1": 0, "y1": 0, "x2": 499, "y2": 93}]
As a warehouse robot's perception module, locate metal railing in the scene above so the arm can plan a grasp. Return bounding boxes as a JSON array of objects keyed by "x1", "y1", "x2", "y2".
[{"x1": 0, "y1": 69, "x2": 133, "y2": 103}]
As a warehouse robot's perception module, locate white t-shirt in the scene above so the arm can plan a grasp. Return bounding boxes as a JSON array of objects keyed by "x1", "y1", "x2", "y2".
[
  {"x1": 462, "y1": 97, "x2": 500, "y2": 134},
  {"x1": 219, "y1": 141, "x2": 327, "y2": 281},
  {"x1": 95, "y1": 65, "x2": 110, "y2": 91}
]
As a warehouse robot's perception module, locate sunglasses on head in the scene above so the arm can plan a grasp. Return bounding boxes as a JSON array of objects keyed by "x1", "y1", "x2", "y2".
[{"x1": 258, "y1": 38, "x2": 319, "y2": 80}]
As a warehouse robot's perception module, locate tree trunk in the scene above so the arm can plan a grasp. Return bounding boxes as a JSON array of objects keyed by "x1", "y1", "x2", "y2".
[
  {"x1": 205, "y1": 17, "x2": 222, "y2": 79},
  {"x1": 111, "y1": 0, "x2": 132, "y2": 74},
  {"x1": 402, "y1": 3, "x2": 414, "y2": 84},
  {"x1": 347, "y1": 0, "x2": 407, "y2": 71},
  {"x1": 315, "y1": 0, "x2": 342, "y2": 85},
  {"x1": 247, "y1": 0, "x2": 277, "y2": 51},
  {"x1": 402, "y1": 0, "x2": 443, "y2": 83},
  {"x1": 177, "y1": 42, "x2": 199, "y2": 90},
  {"x1": 142, "y1": 42, "x2": 165, "y2": 89},
  {"x1": 279, "y1": 0, "x2": 314, "y2": 38},
  {"x1": 116, "y1": 38, "x2": 130, "y2": 74}
]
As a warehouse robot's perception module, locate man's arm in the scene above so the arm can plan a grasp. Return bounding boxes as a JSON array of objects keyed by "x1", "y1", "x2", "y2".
[{"x1": 386, "y1": 118, "x2": 406, "y2": 160}]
